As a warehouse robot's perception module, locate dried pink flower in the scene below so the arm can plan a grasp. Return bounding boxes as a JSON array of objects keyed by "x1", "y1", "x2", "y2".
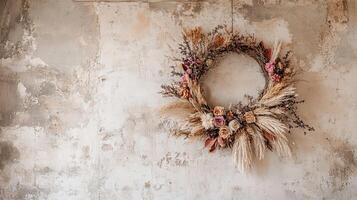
[
  {"x1": 272, "y1": 74, "x2": 282, "y2": 82},
  {"x1": 265, "y1": 61, "x2": 275, "y2": 75},
  {"x1": 213, "y1": 116, "x2": 225, "y2": 127}
]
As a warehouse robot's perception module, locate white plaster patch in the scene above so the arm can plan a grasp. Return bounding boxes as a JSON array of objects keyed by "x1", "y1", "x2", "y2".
[
  {"x1": 17, "y1": 82, "x2": 27, "y2": 98},
  {"x1": 0, "y1": 56, "x2": 48, "y2": 72}
]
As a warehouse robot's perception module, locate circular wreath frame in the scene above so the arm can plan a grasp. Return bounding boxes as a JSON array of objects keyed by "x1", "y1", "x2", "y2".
[{"x1": 160, "y1": 26, "x2": 313, "y2": 172}]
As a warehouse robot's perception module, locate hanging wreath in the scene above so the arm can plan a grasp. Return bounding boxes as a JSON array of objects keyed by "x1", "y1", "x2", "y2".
[{"x1": 160, "y1": 26, "x2": 313, "y2": 172}]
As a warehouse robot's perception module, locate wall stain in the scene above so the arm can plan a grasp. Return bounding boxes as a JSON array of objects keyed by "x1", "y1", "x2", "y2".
[
  {"x1": 157, "y1": 152, "x2": 188, "y2": 168},
  {"x1": 131, "y1": 10, "x2": 151, "y2": 38},
  {"x1": 0, "y1": 141, "x2": 20, "y2": 170},
  {"x1": 327, "y1": 0, "x2": 348, "y2": 25},
  {"x1": 149, "y1": 1, "x2": 203, "y2": 26},
  {"x1": 0, "y1": 73, "x2": 20, "y2": 126},
  {"x1": 327, "y1": 139, "x2": 357, "y2": 192},
  {"x1": 0, "y1": 0, "x2": 33, "y2": 59},
  {"x1": 240, "y1": 2, "x2": 327, "y2": 63}
]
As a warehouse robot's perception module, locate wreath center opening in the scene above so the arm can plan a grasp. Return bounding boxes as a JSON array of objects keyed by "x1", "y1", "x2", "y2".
[{"x1": 201, "y1": 53, "x2": 266, "y2": 108}]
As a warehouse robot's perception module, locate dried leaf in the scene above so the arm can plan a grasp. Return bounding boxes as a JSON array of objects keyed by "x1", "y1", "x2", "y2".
[{"x1": 217, "y1": 137, "x2": 225, "y2": 147}]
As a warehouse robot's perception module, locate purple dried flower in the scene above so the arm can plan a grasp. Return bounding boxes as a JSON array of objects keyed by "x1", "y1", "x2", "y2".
[{"x1": 213, "y1": 116, "x2": 225, "y2": 127}]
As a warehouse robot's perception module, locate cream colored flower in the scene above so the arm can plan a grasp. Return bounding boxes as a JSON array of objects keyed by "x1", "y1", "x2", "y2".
[
  {"x1": 228, "y1": 119, "x2": 241, "y2": 132},
  {"x1": 206, "y1": 59, "x2": 213, "y2": 66},
  {"x1": 201, "y1": 113, "x2": 214, "y2": 130},
  {"x1": 213, "y1": 106, "x2": 225, "y2": 116},
  {"x1": 219, "y1": 126, "x2": 232, "y2": 139}
]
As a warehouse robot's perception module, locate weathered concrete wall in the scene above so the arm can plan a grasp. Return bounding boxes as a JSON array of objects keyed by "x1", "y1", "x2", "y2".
[{"x1": 0, "y1": 0, "x2": 356, "y2": 199}]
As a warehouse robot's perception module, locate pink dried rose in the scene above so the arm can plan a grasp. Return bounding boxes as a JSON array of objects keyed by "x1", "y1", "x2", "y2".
[
  {"x1": 213, "y1": 116, "x2": 225, "y2": 127},
  {"x1": 213, "y1": 106, "x2": 225, "y2": 116}
]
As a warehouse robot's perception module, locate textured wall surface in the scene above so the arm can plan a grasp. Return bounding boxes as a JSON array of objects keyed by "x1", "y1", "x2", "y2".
[{"x1": 0, "y1": 0, "x2": 357, "y2": 199}]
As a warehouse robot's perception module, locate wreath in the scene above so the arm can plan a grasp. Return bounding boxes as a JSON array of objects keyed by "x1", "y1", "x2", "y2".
[{"x1": 160, "y1": 26, "x2": 313, "y2": 172}]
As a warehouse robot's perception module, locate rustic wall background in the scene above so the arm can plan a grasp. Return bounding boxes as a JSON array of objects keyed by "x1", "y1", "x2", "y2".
[{"x1": 0, "y1": 0, "x2": 356, "y2": 199}]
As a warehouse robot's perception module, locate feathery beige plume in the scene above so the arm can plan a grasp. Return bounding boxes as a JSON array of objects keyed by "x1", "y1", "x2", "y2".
[
  {"x1": 160, "y1": 100, "x2": 195, "y2": 119},
  {"x1": 188, "y1": 80, "x2": 207, "y2": 112},
  {"x1": 250, "y1": 126, "x2": 266, "y2": 160},
  {"x1": 271, "y1": 135, "x2": 292, "y2": 157},
  {"x1": 261, "y1": 82, "x2": 288, "y2": 100},
  {"x1": 259, "y1": 86, "x2": 297, "y2": 107},
  {"x1": 255, "y1": 115, "x2": 288, "y2": 140},
  {"x1": 160, "y1": 102, "x2": 205, "y2": 137},
  {"x1": 255, "y1": 115, "x2": 292, "y2": 157},
  {"x1": 232, "y1": 131, "x2": 253, "y2": 173},
  {"x1": 271, "y1": 41, "x2": 282, "y2": 62}
]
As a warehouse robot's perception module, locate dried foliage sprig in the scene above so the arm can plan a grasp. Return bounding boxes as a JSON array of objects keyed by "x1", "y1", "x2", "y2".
[{"x1": 160, "y1": 26, "x2": 313, "y2": 173}]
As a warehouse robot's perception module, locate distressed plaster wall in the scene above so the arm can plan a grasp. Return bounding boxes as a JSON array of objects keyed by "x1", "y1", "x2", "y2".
[{"x1": 0, "y1": 0, "x2": 357, "y2": 199}]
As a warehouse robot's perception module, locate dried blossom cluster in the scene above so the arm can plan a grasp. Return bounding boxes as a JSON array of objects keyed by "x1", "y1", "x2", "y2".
[{"x1": 160, "y1": 26, "x2": 313, "y2": 173}]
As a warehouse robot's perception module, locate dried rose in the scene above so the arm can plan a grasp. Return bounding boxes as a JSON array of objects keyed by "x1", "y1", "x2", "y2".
[
  {"x1": 244, "y1": 111, "x2": 256, "y2": 124},
  {"x1": 217, "y1": 137, "x2": 226, "y2": 147},
  {"x1": 213, "y1": 116, "x2": 225, "y2": 127},
  {"x1": 200, "y1": 113, "x2": 214, "y2": 130},
  {"x1": 219, "y1": 126, "x2": 232, "y2": 139},
  {"x1": 228, "y1": 119, "x2": 241, "y2": 132},
  {"x1": 204, "y1": 137, "x2": 217, "y2": 152},
  {"x1": 213, "y1": 106, "x2": 225, "y2": 116}
]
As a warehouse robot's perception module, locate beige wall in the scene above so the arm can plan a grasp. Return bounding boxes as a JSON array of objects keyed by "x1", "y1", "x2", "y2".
[{"x1": 0, "y1": 0, "x2": 356, "y2": 199}]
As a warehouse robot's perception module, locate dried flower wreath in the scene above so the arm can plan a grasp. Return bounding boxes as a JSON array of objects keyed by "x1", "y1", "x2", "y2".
[{"x1": 160, "y1": 26, "x2": 313, "y2": 172}]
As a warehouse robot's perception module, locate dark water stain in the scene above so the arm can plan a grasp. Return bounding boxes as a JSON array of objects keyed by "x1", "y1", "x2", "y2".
[
  {"x1": 0, "y1": 70, "x2": 20, "y2": 126},
  {"x1": 149, "y1": 0, "x2": 203, "y2": 26},
  {"x1": 0, "y1": 141, "x2": 20, "y2": 170},
  {"x1": 149, "y1": 0, "x2": 203, "y2": 14},
  {"x1": 14, "y1": 184, "x2": 43, "y2": 200},
  {"x1": 326, "y1": 0, "x2": 348, "y2": 25},
  {"x1": 157, "y1": 152, "x2": 188, "y2": 168},
  {"x1": 0, "y1": 0, "x2": 33, "y2": 59},
  {"x1": 327, "y1": 140, "x2": 357, "y2": 192}
]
